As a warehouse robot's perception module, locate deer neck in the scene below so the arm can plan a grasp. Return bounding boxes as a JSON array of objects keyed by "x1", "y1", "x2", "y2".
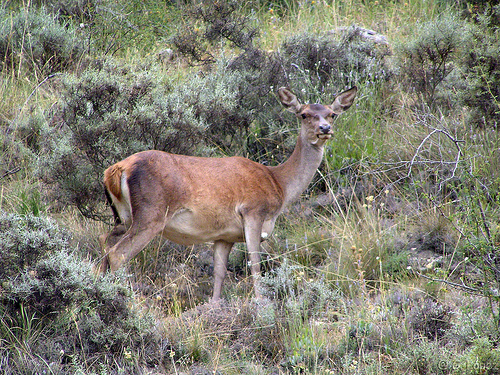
[{"x1": 268, "y1": 135, "x2": 324, "y2": 208}]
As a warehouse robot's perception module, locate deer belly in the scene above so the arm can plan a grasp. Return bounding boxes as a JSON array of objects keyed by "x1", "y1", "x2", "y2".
[{"x1": 161, "y1": 208, "x2": 245, "y2": 245}]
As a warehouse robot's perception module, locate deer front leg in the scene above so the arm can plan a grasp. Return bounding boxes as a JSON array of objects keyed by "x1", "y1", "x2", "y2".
[
  {"x1": 243, "y1": 219, "x2": 265, "y2": 300},
  {"x1": 212, "y1": 240, "x2": 233, "y2": 302}
]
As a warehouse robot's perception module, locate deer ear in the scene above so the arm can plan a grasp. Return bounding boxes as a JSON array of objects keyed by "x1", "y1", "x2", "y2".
[
  {"x1": 278, "y1": 87, "x2": 302, "y2": 113},
  {"x1": 331, "y1": 86, "x2": 357, "y2": 114}
]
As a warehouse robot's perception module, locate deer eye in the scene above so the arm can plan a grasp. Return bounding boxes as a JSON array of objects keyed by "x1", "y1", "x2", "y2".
[{"x1": 301, "y1": 113, "x2": 308, "y2": 119}]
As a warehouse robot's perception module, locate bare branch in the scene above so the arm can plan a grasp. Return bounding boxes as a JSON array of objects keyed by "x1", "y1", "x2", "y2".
[{"x1": 408, "y1": 128, "x2": 463, "y2": 178}]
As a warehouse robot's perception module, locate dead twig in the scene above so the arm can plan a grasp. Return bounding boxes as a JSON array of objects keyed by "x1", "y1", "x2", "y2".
[{"x1": 1, "y1": 167, "x2": 21, "y2": 180}]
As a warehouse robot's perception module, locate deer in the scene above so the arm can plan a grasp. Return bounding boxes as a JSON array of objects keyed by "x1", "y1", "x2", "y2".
[{"x1": 99, "y1": 86, "x2": 357, "y2": 302}]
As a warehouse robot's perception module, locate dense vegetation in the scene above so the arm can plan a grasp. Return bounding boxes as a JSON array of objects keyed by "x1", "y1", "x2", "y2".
[{"x1": 1, "y1": 0, "x2": 500, "y2": 374}]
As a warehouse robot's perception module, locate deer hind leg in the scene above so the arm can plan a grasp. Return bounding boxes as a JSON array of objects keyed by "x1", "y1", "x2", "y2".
[
  {"x1": 103, "y1": 213, "x2": 166, "y2": 272},
  {"x1": 99, "y1": 224, "x2": 128, "y2": 273}
]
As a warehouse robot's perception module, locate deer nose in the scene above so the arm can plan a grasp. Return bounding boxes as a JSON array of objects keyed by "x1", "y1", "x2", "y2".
[{"x1": 319, "y1": 124, "x2": 331, "y2": 134}]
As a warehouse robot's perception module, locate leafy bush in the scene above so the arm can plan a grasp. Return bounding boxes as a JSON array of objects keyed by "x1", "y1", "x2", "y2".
[
  {"x1": 32, "y1": 0, "x2": 97, "y2": 22},
  {"x1": 395, "y1": 340, "x2": 454, "y2": 375},
  {"x1": 279, "y1": 27, "x2": 391, "y2": 98},
  {"x1": 171, "y1": 1, "x2": 258, "y2": 65},
  {"x1": 0, "y1": 7, "x2": 84, "y2": 75},
  {"x1": 459, "y1": 5, "x2": 500, "y2": 128},
  {"x1": 6, "y1": 249, "x2": 99, "y2": 314},
  {"x1": 0, "y1": 212, "x2": 69, "y2": 280},
  {"x1": 447, "y1": 305, "x2": 500, "y2": 350},
  {"x1": 261, "y1": 259, "x2": 337, "y2": 318},
  {"x1": 0, "y1": 213, "x2": 164, "y2": 373},
  {"x1": 258, "y1": 260, "x2": 340, "y2": 371},
  {"x1": 171, "y1": 1, "x2": 289, "y2": 165},
  {"x1": 396, "y1": 10, "x2": 470, "y2": 109},
  {"x1": 410, "y1": 299, "x2": 452, "y2": 340},
  {"x1": 174, "y1": 2, "x2": 391, "y2": 98}
]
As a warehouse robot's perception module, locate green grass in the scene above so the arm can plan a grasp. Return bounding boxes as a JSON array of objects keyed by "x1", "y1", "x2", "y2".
[{"x1": 1, "y1": 0, "x2": 500, "y2": 374}]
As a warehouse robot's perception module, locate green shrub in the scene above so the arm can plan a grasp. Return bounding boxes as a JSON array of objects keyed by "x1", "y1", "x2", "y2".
[
  {"x1": 460, "y1": 338, "x2": 500, "y2": 375},
  {"x1": 5, "y1": 249, "x2": 97, "y2": 315},
  {"x1": 172, "y1": 1, "x2": 258, "y2": 65},
  {"x1": 174, "y1": 2, "x2": 391, "y2": 98},
  {"x1": 396, "y1": 9, "x2": 470, "y2": 110},
  {"x1": 261, "y1": 259, "x2": 337, "y2": 319},
  {"x1": 0, "y1": 212, "x2": 69, "y2": 280},
  {"x1": 458, "y1": 5, "x2": 500, "y2": 128},
  {"x1": 0, "y1": 7, "x2": 84, "y2": 75},
  {"x1": 395, "y1": 340, "x2": 454, "y2": 375},
  {"x1": 32, "y1": 0, "x2": 97, "y2": 22},
  {"x1": 259, "y1": 260, "x2": 338, "y2": 372},
  {"x1": 280, "y1": 28, "x2": 391, "y2": 99},
  {"x1": 409, "y1": 299, "x2": 452, "y2": 340},
  {"x1": 171, "y1": 1, "x2": 289, "y2": 166},
  {"x1": 447, "y1": 305, "x2": 500, "y2": 350},
  {"x1": 0, "y1": 213, "x2": 164, "y2": 373}
]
